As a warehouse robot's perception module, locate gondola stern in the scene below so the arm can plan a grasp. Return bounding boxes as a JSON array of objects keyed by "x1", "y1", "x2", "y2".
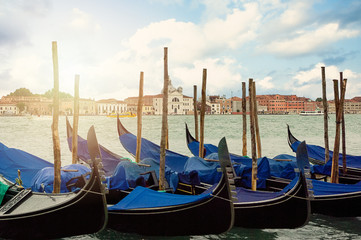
[
  {"x1": 287, "y1": 124, "x2": 299, "y2": 151},
  {"x1": 216, "y1": 137, "x2": 236, "y2": 231},
  {"x1": 117, "y1": 115, "x2": 130, "y2": 137},
  {"x1": 185, "y1": 123, "x2": 197, "y2": 145}
]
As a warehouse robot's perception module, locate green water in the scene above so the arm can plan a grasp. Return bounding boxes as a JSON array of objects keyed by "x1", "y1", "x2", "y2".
[{"x1": 0, "y1": 114, "x2": 360, "y2": 239}]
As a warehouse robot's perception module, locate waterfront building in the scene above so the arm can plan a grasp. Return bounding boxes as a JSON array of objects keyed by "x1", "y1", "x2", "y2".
[
  {"x1": 127, "y1": 79, "x2": 194, "y2": 115},
  {"x1": 97, "y1": 99, "x2": 127, "y2": 115},
  {"x1": 61, "y1": 98, "x2": 97, "y2": 115},
  {"x1": 0, "y1": 103, "x2": 19, "y2": 115},
  {"x1": 0, "y1": 95, "x2": 52, "y2": 115},
  {"x1": 215, "y1": 96, "x2": 232, "y2": 114}
]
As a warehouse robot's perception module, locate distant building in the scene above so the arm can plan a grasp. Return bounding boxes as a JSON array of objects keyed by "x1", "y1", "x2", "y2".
[
  {"x1": 152, "y1": 79, "x2": 194, "y2": 115},
  {"x1": 0, "y1": 95, "x2": 52, "y2": 115},
  {"x1": 0, "y1": 103, "x2": 18, "y2": 115},
  {"x1": 96, "y1": 99, "x2": 127, "y2": 115},
  {"x1": 215, "y1": 96, "x2": 232, "y2": 114}
]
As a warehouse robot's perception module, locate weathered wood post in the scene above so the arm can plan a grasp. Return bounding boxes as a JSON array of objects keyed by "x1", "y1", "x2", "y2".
[
  {"x1": 135, "y1": 72, "x2": 144, "y2": 163},
  {"x1": 340, "y1": 72, "x2": 347, "y2": 173},
  {"x1": 321, "y1": 66, "x2": 329, "y2": 163},
  {"x1": 252, "y1": 81, "x2": 262, "y2": 158},
  {"x1": 330, "y1": 79, "x2": 347, "y2": 183},
  {"x1": 242, "y1": 82, "x2": 247, "y2": 156},
  {"x1": 193, "y1": 85, "x2": 199, "y2": 141},
  {"x1": 159, "y1": 47, "x2": 169, "y2": 191},
  {"x1": 249, "y1": 78, "x2": 257, "y2": 191},
  {"x1": 199, "y1": 69, "x2": 207, "y2": 158},
  {"x1": 72, "y1": 74, "x2": 80, "y2": 164},
  {"x1": 51, "y1": 41, "x2": 61, "y2": 193}
]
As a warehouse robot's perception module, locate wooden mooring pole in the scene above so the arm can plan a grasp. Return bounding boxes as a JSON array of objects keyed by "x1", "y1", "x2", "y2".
[
  {"x1": 159, "y1": 47, "x2": 169, "y2": 191},
  {"x1": 72, "y1": 75, "x2": 80, "y2": 164},
  {"x1": 340, "y1": 72, "x2": 347, "y2": 174},
  {"x1": 321, "y1": 66, "x2": 330, "y2": 163},
  {"x1": 135, "y1": 72, "x2": 144, "y2": 163},
  {"x1": 330, "y1": 79, "x2": 347, "y2": 183},
  {"x1": 193, "y1": 85, "x2": 199, "y2": 141},
  {"x1": 252, "y1": 81, "x2": 262, "y2": 158},
  {"x1": 242, "y1": 82, "x2": 247, "y2": 156},
  {"x1": 51, "y1": 41, "x2": 61, "y2": 193},
  {"x1": 199, "y1": 69, "x2": 207, "y2": 158},
  {"x1": 249, "y1": 78, "x2": 257, "y2": 191}
]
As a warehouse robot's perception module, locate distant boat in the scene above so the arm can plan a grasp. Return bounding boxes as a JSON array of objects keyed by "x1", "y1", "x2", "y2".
[
  {"x1": 107, "y1": 112, "x2": 136, "y2": 118},
  {"x1": 299, "y1": 110, "x2": 323, "y2": 116}
]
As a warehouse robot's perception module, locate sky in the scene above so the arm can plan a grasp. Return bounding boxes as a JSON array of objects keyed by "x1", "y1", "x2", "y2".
[{"x1": 1, "y1": 0, "x2": 361, "y2": 101}]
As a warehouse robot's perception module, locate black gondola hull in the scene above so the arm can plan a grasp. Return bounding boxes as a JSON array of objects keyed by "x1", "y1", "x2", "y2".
[
  {"x1": 0, "y1": 167, "x2": 107, "y2": 239},
  {"x1": 311, "y1": 191, "x2": 361, "y2": 217},
  {"x1": 234, "y1": 174, "x2": 310, "y2": 228},
  {"x1": 108, "y1": 165, "x2": 234, "y2": 236}
]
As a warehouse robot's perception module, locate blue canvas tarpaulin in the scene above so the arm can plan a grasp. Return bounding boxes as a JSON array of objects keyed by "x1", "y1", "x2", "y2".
[
  {"x1": 291, "y1": 141, "x2": 361, "y2": 175},
  {"x1": 183, "y1": 155, "x2": 271, "y2": 189},
  {"x1": 119, "y1": 133, "x2": 188, "y2": 173},
  {"x1": 67, "y1": 135, "x2": 129, "y2": 177},
  {"x1": 270, "y1": 154, "x2": 297, "y2": 179},
  {"x1": 0, "y1": 142, "x2": 53, "y2": 188},
  {"x1": 235, "y1": 176, "x2": 299, "y2": 202},
  {"x1": 115, "y1": 158, "x2": 179, "y2": 191},
  {"x1": 30, "y1": 164, "x2": 91, "y2": 193},
  {"x1": 311, "y1": 179, "x2": 361, "y2": 196},
  {"x1": 108, "y1": 186, "x2": 212, "y2": 210}
]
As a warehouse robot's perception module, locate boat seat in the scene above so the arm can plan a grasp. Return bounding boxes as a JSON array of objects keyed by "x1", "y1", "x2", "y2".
[
  {"x1": 66, "y1": 172, "x2": 91, "y2": 192},
  {"x1": 0, "y1": 189, "x2": 32, "y2": 215},
  {"x1": 140, "y1": 170, "x2": 173, "y2": 193}
]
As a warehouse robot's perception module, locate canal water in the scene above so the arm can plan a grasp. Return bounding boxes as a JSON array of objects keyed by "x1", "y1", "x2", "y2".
[{"x1": 0, "y1": 114, "x2": 360, "y2": 239}]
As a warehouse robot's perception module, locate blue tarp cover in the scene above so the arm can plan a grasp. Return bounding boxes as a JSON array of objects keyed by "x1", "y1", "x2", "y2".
[
  {"x1": 31, "y1": 164, "x2": 91, "y2": 193},
  {"x1": 270, "y1": 154, "x2": 297, "y2": 179},
  {"x1": 311, "y1": 179, "x2": 361, "y2": 196},
  {"x1": 291, "y1": 141, "x2": 361, "y2": 175},
  {"x1": 68, "y1": 135, "x2": 128, "y2": 177},
  {"x1": 183, "y1": 155, "x2": 271, "y2": 189},
  {"x1": 0, "y1": 142, "x2": 53, "y2": 188},
  {"x1": 188, "y1": 141, "x2": 246, "y2": 162},
  {"x1": 108, "y1": 185, "x2": 212, "y2": 210},
  {"x1": 106, "y1": 163, "x2": 129, "y2": 190},
  {"x1": 235, "y1": 176, "x2": 299, "y2": 202},
  {"x1": 119, "y1": 133, "x2": 188, "y2": 173},
  {"x1": 114, "y1": 158, "x2": 179, "y2": 191}
]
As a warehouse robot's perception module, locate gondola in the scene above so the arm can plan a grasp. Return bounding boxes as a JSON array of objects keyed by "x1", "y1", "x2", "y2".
[
  {"x1": 117, "y1": 118, "x2": 272, "y2": 189},
  {"x1": 186, "y1": 123, "x2": 361, "y2": 218},
  {"x1": 66, "y1": 116, "x2": 130, "y2": 176},
  {"x1": 0, "y1": 126, "x2": 108, "y2": 239},
  {"x1": 87, "y1": 124, "x2": 236, "y2": 236},
  {"x1": 287, "y1": 124, "x2": 361, "y2": 183},
  {"x1": 66, "y1": 117, "x2": 180, "y2": 203},
  {"x1": 116, "y1": 118, "x2": 311, "y2": 228}
]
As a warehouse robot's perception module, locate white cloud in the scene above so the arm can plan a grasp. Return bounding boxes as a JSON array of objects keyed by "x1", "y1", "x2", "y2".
[
  {"x1": 287, "y1": 63, "x2": 361, "y2": 99},
  {"x1": 69, "y1": 8, "x2": 101, "y2": 33},
  {"x1": 257, "y1": 76, "x2": 274, "y2": 89},
  {"x1": 173, "y1": 57, "x2": 242, "y2": 96},
  {"x1": 203, "y1": 3, "x2": 260, "y2": 49},
  {"x1": 263, "y1": 23, "x2": 360, "y2": 57}
]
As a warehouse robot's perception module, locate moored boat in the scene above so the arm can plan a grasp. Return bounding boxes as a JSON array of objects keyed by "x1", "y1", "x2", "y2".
[
  {"x1": 299, "y1": 110, "x2": 323, "y2": 116},
  {"x1": 287, "y1": 124, "x2": 361, "y2": 183},
  {"x1": 117, "y1": 118, "x2": 311, "y2": 228},
  {"x1": 107, "y1": 112, "x2": 136, "y2": 118},
  {"x1": 87, "y1": 124, "x2": 236, "y2": 236},
  {"x1": 0, "y1": 126, "x2": 108, "y2": 239},
  {"x1": 185, "y1": 123, "x2": 361, "y2": 218}
]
